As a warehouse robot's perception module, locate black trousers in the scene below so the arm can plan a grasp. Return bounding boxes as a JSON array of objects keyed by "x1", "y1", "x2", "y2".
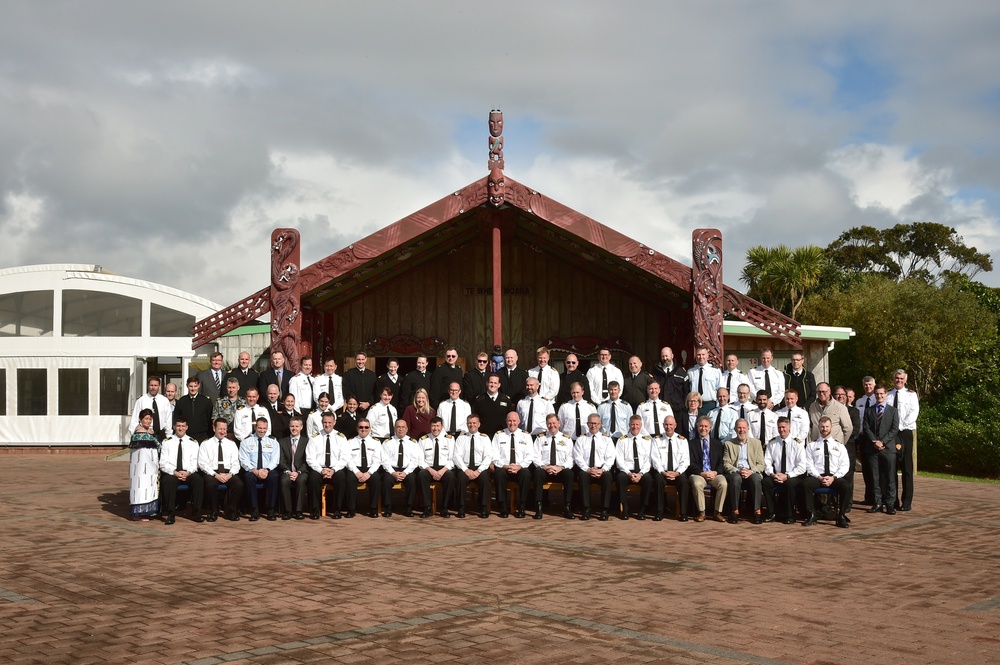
[
  {"x1": 307, "y1": 470, "x2": 339, "y2": 514},
  {"x1": 895, "y1": 429, "x2": 914, "y2": 509},
  {"x1": 202, "y1": 472, "x2": 244, "y2": 514},
  {"x1": 160, "y1": 471, "x2": 204, "y2": 515},
  {"x1": 615, "y1": 470, "x2": 653, "y2": 514},
  {"x1": 727, "y1": 471, "x2": 763, "y2": 512},
  {"x1": 536, "y1": 466, "x2": 575, "y2": 507},
  {"x1": 859, "y1": 435, "x2": 875, "y2": 502},
  {"x1": 653, "y1": 472, "x2": 689, "y2": 515},
  {"x1": 494, "y1": 467, "x2": 532, "y2": 510},
  {"x1": 383, "y1": 469, "x2": 418, "y2": 511},
  {"x1": 761, "y1": 475, "x2": 803, "y2": 518},
  {"x1": 243, "y1": 469, "x2": 279, "y2": 511},
  {"x1": 418, "y1": 467, "x2": 455, "y2": 511},
  {"x1": 455, "y1": 467, "x2": 492, "y2": 511},
  {"x1": 279, "y1": 470, "x2": 308, "y2": 514},
  {"x1": 577, "y1": 468, "x2": 613, "y2": 510},
  {"x1": 344, "y1": 469, "x2": 381, "y2": 512},
  {"x1": 867, "y1": 444, "x2": 897, "y2": 506},
  {"x1": 802, "y1": 476, "x2": 852, "y2": 516}
]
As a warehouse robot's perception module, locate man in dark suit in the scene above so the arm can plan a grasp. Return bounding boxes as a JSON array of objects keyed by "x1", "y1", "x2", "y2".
[
  {"x1": 621, "y1": 356, "x2": 654, "y2": 412},
  {"x1": 342, "y1": 351, "x2": 377, "y2": 415},
  {"x1": 174, "y1": 376, "x2": 214, "y2": 442},
  {"x1": 225, "y1": 351, "x2": 259, "y2": 398},
  {"x1": 783, "y1": 351, "x2": 817, "y2": 409},
  {"x1": 375, "y1": 358, "x2": 403, "y2": 411},
  {"x1": 473, "y1": 374, "x2": 512, "y2": 437},
  {"x1": 277, "y1": 415, "x2": 309, "y2": 519},
  {"x1": 462, "y1": 351, "x2": 490, "y2": 402},
  {"x1": 556, "y1": 354, "x2": 591, "y2": 405},
  {"x1": 651, "y1": 346, "x2": 687, "y2": 417},
  {"x1": 686, "y1": 416, "x2": 728, "y2": 521},
  {"x1": 498, "y1": 349, "x2": 528, "y2": 403},
  {"x1": 429, "y1": 348, "x2": 463, "y2": 408},
  {"x1": 862, "y1": 384, "x2": 900, "y2": 514},
  {"x1": 197, "y1": 352, "x2": 225, "y2": 403},
  {"x1": 258, "y1": 351, "x2": 292, "y2": 398},
  {"x1": 400, "y1": 355, "x2": 431, "y2": 409}
]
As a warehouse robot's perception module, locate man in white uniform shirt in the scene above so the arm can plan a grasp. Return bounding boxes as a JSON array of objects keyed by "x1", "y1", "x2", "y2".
[
  {"x1": 536, "y1": 413, "x2": 576, "y2": 520},
  {"x1": 615, "y1": 416, "x2": 654, "y2": 520},
  {"x1": 129, "y1": 376, "x2": 173, "y2": 442},
  {"x1": 888, "y1": 370, "x2": 920, "y2": 511},
  {"x1": 586, "y1": 348, "x2": 624, "y2": 403},
  {"x1": 517, "y1": 377, "x2": 554, "y2": 437},
  {"x1": 597, "y1": 381, "x2": 632, "y2": 438},
  {"x1": 158, "y1": 418, "x2": 204, "y2": 524},
  {"x1": 528, "y1": 346, "x2": 560, "y2": 402},
  {"x1": 198, "y1": 418, "x2": 244, "y2": 521},
  {"x1": 636, "y1": 381, "x2": 673, "y2": 438},
  {"x1": 685, "y1": 345, "x2": 722, "y2": 414},
  {"x1": 233, "y1": 388, "x2": 271, "y2": 442},
  {"x1": 305, "y1": 413, "x2": 348, "y2": 520},
  {"x1": 573, "y1": 413, "x2": 616, "y2": 521},
  {"x1": 748, "y1": 390, "x2": 779, "y2": 446},
  {"x1": 748, "y1": 348, "x2": 785, "y2": 404},
  {"x1": 439, "y1": 382, "x2": 473, "y2": 437},
  {"x1": 417, "y1": 417, "x2": 456, "y2": 518},
  {"x1": 380, "y1": 418, "x2": 422, "y2": 518},
  {"x1": 802, "y1": 416, "x2": 852, "y2": 528},
  {"x1": 774, "y1": 389, "x2": 810, "y2": 442},
  {"x1": 558, "y1": 382, "x2": 598, "y2": 441},
  {"x1": 730, "y1": 384, "x2": 757, "y2": 422},
  {"x1": 453, "y1": 414, "x2": 494, "y2": 519},
  {"x1": 651, "y1": 415, "x2": 690, "y2": 521},
  {"x1": 314, "y1": 358, "x2": 344, "y2": 412},
  {"x1": 720, "y1": 353, "x2": 752, "y2": 397},
  {"x1": 341, "y1": 419, "x2": 382, "y2": 518},
  {"x1": 708, "y1": 387, "x2": 738, "y2": 443},
  {"x1": 288, "y1": 356, "x2": 316, "y2": 412},
  {"x1": 492, "y1": 411, "x2": 537, "y2": 518},
  {"x1": 367, "y1": 387, "x2": 398, "y2": 440},
  {"x1": 761, "y1": 417, "x2": 808, "y2": 524}
]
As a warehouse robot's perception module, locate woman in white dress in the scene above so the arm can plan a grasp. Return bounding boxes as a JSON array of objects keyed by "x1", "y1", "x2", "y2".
[{"x1": 129, "y1": 408, "x2": 160, "y2": 520}]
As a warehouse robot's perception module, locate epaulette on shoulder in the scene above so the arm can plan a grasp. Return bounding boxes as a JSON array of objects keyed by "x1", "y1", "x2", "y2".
[
  {"x1": 641, "y1": 435, "x2": 651, "y2": 440},
  {"x1": 444, "y1": 433, "x2": 454, "y2": 439},
  {"x1": 677, "y1": 435, "x2": 687, "y2": 440}
]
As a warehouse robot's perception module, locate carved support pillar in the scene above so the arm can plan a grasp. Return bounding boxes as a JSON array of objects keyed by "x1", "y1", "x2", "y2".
[
  {"x1": 492, "y1": 217, "x2": 503, "y2": 347},
  {"x1": 692, "y1": 228, "x2": 724, "y2": 367},
  {"x1": 269, "y1": 228, "x2": 303, "y2": 373}
]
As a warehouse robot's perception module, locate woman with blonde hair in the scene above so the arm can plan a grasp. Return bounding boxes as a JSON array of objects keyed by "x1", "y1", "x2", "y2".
[{"x1": 402, "y1": 388, "x2": 435, "y2": 440}]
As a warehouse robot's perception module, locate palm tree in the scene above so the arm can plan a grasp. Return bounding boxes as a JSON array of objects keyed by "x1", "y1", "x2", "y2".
[{"x1": 741, "y1": 244, "x2": 826, "y2": 320}]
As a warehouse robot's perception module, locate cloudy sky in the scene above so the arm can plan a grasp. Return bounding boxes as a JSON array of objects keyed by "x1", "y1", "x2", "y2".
[{"x1": 1, "y1": 1, "x2": 998, "y2": 310}]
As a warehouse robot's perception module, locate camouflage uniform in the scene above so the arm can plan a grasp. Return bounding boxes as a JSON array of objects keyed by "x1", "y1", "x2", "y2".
[{"x1": 213, "y1": 395, "x2": 247, "y2": 440}]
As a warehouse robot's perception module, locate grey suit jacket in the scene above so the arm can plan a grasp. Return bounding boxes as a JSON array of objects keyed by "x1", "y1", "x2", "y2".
[
  {"x1": 197, "y1": 369, "x2": 224, "y2": 401},
  {"x1": 862, "y1": 402, "x2": 899, "y2": 449}
]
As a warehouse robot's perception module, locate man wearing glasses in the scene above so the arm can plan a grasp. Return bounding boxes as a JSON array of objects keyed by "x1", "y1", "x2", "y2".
[
  {"x1": 557, "y1": 354, "x2": 591, "y2": 405},
  {"x1": 463, "y1": 352, "x2": 491, "y2": 402},
  {"x1": 430, "y1": 348, "x2": 463, "y2": 408}
]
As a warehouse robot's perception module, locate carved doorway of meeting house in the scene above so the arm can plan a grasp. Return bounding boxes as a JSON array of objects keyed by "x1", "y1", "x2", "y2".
[{"x1": 362, "y1": 333, "x2": 467, "y2": 377}]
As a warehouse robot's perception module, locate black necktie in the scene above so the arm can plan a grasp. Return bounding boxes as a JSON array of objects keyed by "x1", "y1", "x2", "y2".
[
  {"x1": 823, "y1": 439, "x2": 830, "y2": 475},
  {"x1": 610, "y1": 401, "x2": 617, "y2": 433},
  {"x1": 328, "y1": 377, "x2": 334, "y2": 398},
  {"x1": 764, "y1": 370, "x2": 771, "y2": 397},
  {"x1": 632, "y1": 437, "x2": 640, "y2": 473},
  {"x1": 893, "y1": 391, "x2": 899, "y2": 409},
  {"x1": 176, "y1": 439, "x2": 184, "y2": 472},
  {"x1": 698, "y1": 368, "x2": 704, "y2": 395},
  {"x1": 602, "y1": 368, "x2": 608, "y2": 398},
  {"x1": 469, "y1": 435, "x2": 476, "y2": 469},
  {"x1": 525, "y1": 399, "x2": 534, "y2": 433},
  {"x1": 667, "y1": 437, "x2": 674, "y2": 472},
  {"x1": 653, "y1": 401, "x2": 661, "y2": 437},
  {"x1": 726, "y1": 373, "x2": 732, "y2": 392},
  {"x1": 575, "y1": 403, "x2": 582, "y2": 438},
  {"x1": 759, "y1": 414, "x2": 766, "y2": 442},
  {"x1": 449, "y1": 402, "x2": 457, "y2": 434},
  {"x1": 396, "y1": 439, "x2": 404, "y2": 469},
  {"x1": 433, "y1": 437, "x2": 440, "y2": 468},
  {"x1": 740, "y1": 405, "x2": 746, "y2": 420},
  {"x1": 589, "y1": 438, "x2": 596, "y2": 468},
  {"x1": 324, "y1": 435, "x2": 331, "y2": 468},
  {"x1": 876, "y1": 405, "x2": 884, "y2": 430},
  {"x1": 712, "y1": 412, "x2": 721, "y2": 440},
  {"x1": 360, "y1": 438, "x2": 368, "y2": 472},
  {"x1": 256, "y1": 436, "x2": 263, "y2": 470},
  {"x1": 509, "y1": 434, "x2": 516, "y2": 465},
  {"x1": 550, "y1": 436, "x2": 557, "y2": 465},
  {"x1": 151, "y1": 399, "x2": 162, "y2": 438},
  {"x1": 216, "y1": 439, "x2": 225, "y2": 473},
  {"x1": 780, "y1": 440, "x2": 787, "y2": 474}
]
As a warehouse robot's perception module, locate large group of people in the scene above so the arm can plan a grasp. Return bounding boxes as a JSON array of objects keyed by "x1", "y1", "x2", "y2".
[{"x1": 127, "y1": 345, "x2": 918, "y2": 527}]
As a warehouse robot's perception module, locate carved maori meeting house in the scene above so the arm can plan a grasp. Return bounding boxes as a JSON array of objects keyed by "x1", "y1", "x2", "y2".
[{"x1": 193, "y1": 111, "x2": 838, "y2": 377}]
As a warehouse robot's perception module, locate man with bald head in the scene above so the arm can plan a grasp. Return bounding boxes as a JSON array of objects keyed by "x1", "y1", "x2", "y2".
[
  {"x1": 652, "y1": 346, "x2": 687, "y2": 416},
  {"x1": 557, "y1": 354, "x2": 591, "y2": 405},
  {"x1": 498, "y1": 349, "x2": 529, "y2": 403}
]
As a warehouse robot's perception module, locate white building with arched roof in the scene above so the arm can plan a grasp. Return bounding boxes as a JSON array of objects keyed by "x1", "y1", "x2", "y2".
[{"x1": 0, "y1": 264, "x2": 221, "y2": 447}]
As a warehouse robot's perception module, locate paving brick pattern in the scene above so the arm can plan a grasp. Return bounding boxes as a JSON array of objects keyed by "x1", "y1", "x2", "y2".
[{"x1": 1, "y1": 454, "x2": 998, "y2": 664}]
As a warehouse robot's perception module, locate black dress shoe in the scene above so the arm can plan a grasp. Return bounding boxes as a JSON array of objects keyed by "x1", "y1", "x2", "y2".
[
  {"x1": 899, "y1": 506, "x2": 911, "y2": 511},
  {"x1": 479, "y1": 509, "x2": 489, "y2": 518},
  {"x1": 227, "y1": 512, "x2": 240, "y2": 522},
  {"x1": 369, "y1": 510, "x2": 379, "y2": 518},
  {"x1": 309, "y1": 511, "x2": 320, "y2": 520},
  {"x1": 599, "y1": 510, "x2": 609, "y2": 521},
  {"x1": 653, "y1": 513, "x2": 663, "y2": 521},
  {"x1": 764, "y1": 513, "x2": 775, "y2": 523},
  {"x1": 802, "y1": 512, "x2": 818, "y2": 526},
  {"x1": 619, "y1": 511, "x2": 629, "y2": 520},
  {"x1": 752, "y1": 514, "x2": 763, "y2": 525},
  {"x1": 294, "y1": 511, "x2": 305, "y2": 520},
  {"x1": 843, "y1": 514, "x2": 851, "y2": 523},
  {"x1": 193, "y1": 515, "x2": 205, "y2": 523},
  {"x1": 280, "y1": 512, "x2": 291, "y2": 520},
  {"x1": 249, "y1": 510, "x2": 260, "y2": 522},
  {"x1": 331, "y1": 511, "x2": 342, "y2": 519},
  {"x1": 403, "y1": 509, "x2": 414, "y2": 518},
  {"x1": 164, "y1": 514, "x2": 175, "y2": 525},
  {"x1": 421, "y1": 508, "x2": 433, "y2": 518},
  {"x1": 581, "y1": 509, "x2": 591, "y2": 521},
  {"x1": 499, "y1": 509, "x2": 509, "y2": 518},
  {"x1": 727, "y1": 513, "x2": 739, "y2": 524},
  {"x1": 885, "y1": 507, "x2": 896, "y2": 515},
  {"x1": 456, "y1": 510, "x2": 466, "y2": 518},
  {"x1": 347, "y1": 511, "x2": 358, "y2": 518},
  {"x1": 382, "y1": 511, "x2": 392, "y2": 518},
  {"x1": 783, "y1": 517, "x2": 796, "y2": 525},
  {"x1": 836, "y1": 516, "x2": 850, "y2": 528},
  {"x1": 440, "y1": 510, "x2": 450, "y2": 518},
  {"x1": 636, "y1": 512, "x2": 646, "y2": 521},
  {"x1": 207, "y1": 512, "x2": 218, "y2": 522},
  {"x1": 515, "y1": 508, "x2": 526, "y2": 518},
  {"x1": 678, "y1": 515, "x2": 688, "y2": 522},
  {"x1": 564, "y1": 506, "x2": 576, "y2": 520},
  {"x1": 266, "y1": 510, "x2": 277, "y2": 521},
  {"x1": 867, "y1": 504, "x2": 884, "y2": 513}
]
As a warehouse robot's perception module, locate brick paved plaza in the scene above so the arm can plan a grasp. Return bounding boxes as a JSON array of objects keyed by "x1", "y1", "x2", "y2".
[{"x1": 1, "y1": 453, "x2": 998, "y2": 664}]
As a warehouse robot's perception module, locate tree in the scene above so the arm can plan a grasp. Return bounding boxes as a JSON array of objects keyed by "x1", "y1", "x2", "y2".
[
  {"x1": 741, "y1": 244, "x2": 826, "y2": 319},
  {"x1": 797, "y1": 275, "x2": 997, "y2": 399},
  {"x1": 825, "y1": 222, "x2": 993, "y2": 287}
]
